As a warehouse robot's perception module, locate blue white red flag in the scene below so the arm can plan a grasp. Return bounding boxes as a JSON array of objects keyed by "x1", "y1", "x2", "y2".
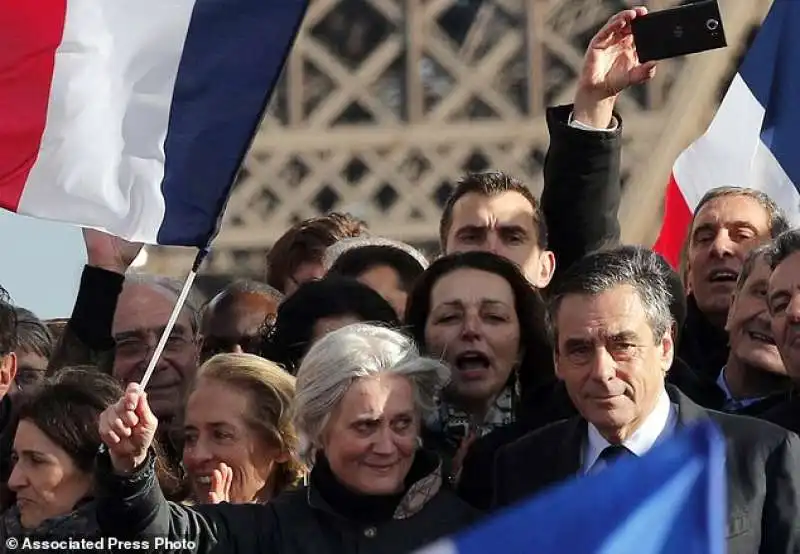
[
  {"x1": 0, "y1": 0, "x2": 307, "y2": 246},
  {"x1": 654, "y1": 0, "x2": 800, "y2": 267},
  {"x1": 417, "y1": 421, "x2": 726, "y2": 554}
]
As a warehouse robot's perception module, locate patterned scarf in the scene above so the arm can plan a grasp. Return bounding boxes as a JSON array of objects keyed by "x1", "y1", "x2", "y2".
[
  {"x1": 426, "y1": 385, "x2": 517, "y2": 455},
  {"x1": 0, "y1": 500, "x2": 98, "y2": 538}
]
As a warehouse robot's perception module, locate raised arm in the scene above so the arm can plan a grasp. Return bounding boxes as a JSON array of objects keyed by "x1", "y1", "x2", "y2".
[
  {"x1": 542, "y1": 7, "x2": 657, "y2": 281},
  {"x1": 47, "y1": 230, "x2": 142, "y2": 374},
  {"x1": 95, "y1": 383, "x2": 251, "y2": 552}
]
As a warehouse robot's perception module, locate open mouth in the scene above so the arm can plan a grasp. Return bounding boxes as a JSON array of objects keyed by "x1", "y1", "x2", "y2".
[
  {"x1": 707, "y1": 268, "x2": 739, "y2": 283},
  {"x1": 454, "y1": 351, "x2": 491, "y2": 373}
]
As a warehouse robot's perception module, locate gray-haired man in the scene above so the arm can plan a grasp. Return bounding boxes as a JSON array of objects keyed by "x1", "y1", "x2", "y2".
[{"x1": 494, "y1": 246, "x2": 800, "y2": 554}]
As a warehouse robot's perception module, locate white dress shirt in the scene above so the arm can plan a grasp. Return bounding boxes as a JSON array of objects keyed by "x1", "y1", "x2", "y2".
[
  {"x1": 582, "y1": 388, "x2": 678, "y2": 474},
  {"x1": 567, "y1": 112, "x2": 619, "y2": 133}
]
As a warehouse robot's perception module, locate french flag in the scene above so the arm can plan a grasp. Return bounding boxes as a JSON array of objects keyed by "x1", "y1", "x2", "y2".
[
  {"x1": 653, "y1": 0, "x2": 800, "y2": 268},
  {"x1": 0, "y1": 0, "x2": 308, "y2": 247}
]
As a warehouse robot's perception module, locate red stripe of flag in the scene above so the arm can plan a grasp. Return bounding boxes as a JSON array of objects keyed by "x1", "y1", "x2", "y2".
[
  {"x1": 0, "y1": 0, "x2": 67, "y2": 211},
  {"x1": 653, "y1": 172, "x2": 693, "y2": 269}
]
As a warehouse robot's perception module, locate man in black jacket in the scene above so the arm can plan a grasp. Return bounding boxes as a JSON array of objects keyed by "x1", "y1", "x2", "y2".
[
  {"x1": 494, "y1": 247, "x2": 800, "y2": 554},
  {"x1": 679, "y1": 188, "x2": 790, "y2": 382},
  {"x1": 763, "y1": 230, "x2": 800, "y2": 434},
  {"x1": 672, "y1": 242, "x2": 795, "y2": 413},
  {"x1": 454, "y1": 7, "x2": 655, "y2": 509},
  {"x1": 439, "y1": 8, "x2": 657, "y2": 288}
]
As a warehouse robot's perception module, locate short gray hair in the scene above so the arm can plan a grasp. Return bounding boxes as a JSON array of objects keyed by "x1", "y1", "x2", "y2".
[
  {"x1": 547, "y1": 247, "x2": 673, "y2": 347},
  {"x1": 124, "y1": 273, "x2": 205, "y2": 334},
  {"x1": 293, "y1": 323, "x2": 448, "y2": 456}
]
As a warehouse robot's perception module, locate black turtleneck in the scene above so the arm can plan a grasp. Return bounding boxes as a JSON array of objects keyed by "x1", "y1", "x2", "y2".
[{"x1": 310, "y1": 450, "x2": 436, "y2": 525}]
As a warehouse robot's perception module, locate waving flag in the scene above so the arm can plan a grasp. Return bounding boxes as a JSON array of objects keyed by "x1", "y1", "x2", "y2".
[
  {"x1": 417, "y1": 421, "x2": 726, "y2": 554},
  {"x1": 0, "y1": 0, "x2": 307, "y2": 247},
  {"x1": 653, "y1": 0, "x2": 800, "y2": 267}
]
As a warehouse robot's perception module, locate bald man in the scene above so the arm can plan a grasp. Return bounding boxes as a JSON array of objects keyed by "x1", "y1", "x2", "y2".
[{"x1": 200, "y1": 280, "x2": 283, "y2": 361}]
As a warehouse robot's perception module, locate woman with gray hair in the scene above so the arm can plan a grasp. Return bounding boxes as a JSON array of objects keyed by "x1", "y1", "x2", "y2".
[{"x1": 93, "y1": 323, "x2": 480, "y2": 553}]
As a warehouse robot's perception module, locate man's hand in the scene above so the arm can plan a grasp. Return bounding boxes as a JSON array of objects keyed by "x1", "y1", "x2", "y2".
[
  {"x1": 574, "y1": 7, "x2": 658, "y2": 128},
  {"x1": 83, "y1": 228, "x2": 143, "y2": 274}
]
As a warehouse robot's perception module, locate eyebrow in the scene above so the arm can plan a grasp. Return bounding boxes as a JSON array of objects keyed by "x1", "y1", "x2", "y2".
[
  {"x1": 456, "y1": 223, "x2": 528, "y2": 233},
  {"x1": 693, "y1": 220, "x2": 759, "y2": 237},
  {"x1": 15, "y1": 449, "x2": 47, "y2": 458},
  {"x1": 563, "y1": 331, "x2": 639, "y2": 347},
  {"x1": 114, "y1": 324, "x2": 189, "y2": 341},
  {"x1": 438, "y1": 299, "x2": 510, "y2": 309}
]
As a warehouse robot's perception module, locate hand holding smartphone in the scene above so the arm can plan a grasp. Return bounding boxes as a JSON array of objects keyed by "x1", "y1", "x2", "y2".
[{"x1": 631, "y1": 0, "x2": 727, "y2": 62}]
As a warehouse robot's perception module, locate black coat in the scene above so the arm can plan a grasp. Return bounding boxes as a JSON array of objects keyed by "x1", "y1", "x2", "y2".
[
  {"x1": 678, "y1": 295, "x2": 730, "y2": 382},
  {"x1": 763, "y1": 396, "x2": 800, "y2": 435},
  {"x1": 541, "y1": 104, "x2": 622, "y2": 283},
  {"x1": 94, "y1": 450, "x2": 480, "y2": 554},
  {"x1": 493, "y1": 386, "x2": 800, "y2": 554}
]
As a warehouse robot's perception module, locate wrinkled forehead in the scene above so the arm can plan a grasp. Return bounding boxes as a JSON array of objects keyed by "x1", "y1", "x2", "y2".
[
  {"x1": 691, "y1": 194, "x2": 771, "y2": 233},
  {"x1": 430, "y1": 268, "x2": 515, "y2": 306},
  {"x1": 555, "y1": 287, "x2": 651, "y2": 335},
  {"x1": 450, "y1": 192, "x2": 536, "y2": 229}
]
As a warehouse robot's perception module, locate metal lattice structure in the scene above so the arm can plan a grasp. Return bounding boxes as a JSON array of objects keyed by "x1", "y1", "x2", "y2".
[{"x1": 144, "y1": 0, "x2": 772, "y2": 278}]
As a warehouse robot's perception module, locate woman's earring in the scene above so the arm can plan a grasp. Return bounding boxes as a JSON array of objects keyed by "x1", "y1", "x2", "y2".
[{"x1": 416, "y1": 436, "x2": 423, "y2": 449}]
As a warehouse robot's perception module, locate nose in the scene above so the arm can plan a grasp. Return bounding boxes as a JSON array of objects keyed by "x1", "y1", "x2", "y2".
[
  {"x1": 184, "y1": 438, "x2": 214, "y2": 469},
  {"x1": 372, "y1": 427, "x2": 396, "y2": 455},
  {"x1": 8, "y1": 462, "x2": 27, "y2": 492},
  {"x1": 786, "y1": 294, "x2": 800, "y2": 322},
  {"x1": 588, "y1": 347, "x2": 617, "y2": 381},
  {"x1": 709, "y1": 230, "x2": 735, "y2": 258},
  {"x1": 484, "y1": 232, "x2": 504, "y2": 255},
  {"x1": 460, "y1": 310, "x2": 483, "y2": 340}
]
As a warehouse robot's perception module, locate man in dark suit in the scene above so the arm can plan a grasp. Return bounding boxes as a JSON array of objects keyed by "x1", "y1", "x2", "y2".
[{"x1": 494, "y1": 246, "x2": 800, "y2": 554}]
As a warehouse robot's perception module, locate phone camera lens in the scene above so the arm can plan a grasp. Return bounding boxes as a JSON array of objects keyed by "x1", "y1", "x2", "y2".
[{"x1": 706, "y1": 18, "x2": 719, "y2": 31}]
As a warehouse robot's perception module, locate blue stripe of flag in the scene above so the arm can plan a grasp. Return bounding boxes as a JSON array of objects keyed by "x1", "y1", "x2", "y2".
[
  {"x1": 738, "y1": 0, "x2": 800, "y2": 189},
  {"x1": 157, "y1": 0, "x2": 308, "y2": 247}
]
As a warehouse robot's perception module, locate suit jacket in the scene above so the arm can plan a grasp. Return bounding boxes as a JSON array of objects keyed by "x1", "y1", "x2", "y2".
[{"x1": 493, "y1": 386, "x2": 800, "y2": 554}]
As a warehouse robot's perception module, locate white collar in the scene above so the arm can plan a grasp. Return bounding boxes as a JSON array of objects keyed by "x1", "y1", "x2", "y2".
[{"x1": 584, "y1": 389, "x2": 673, "y2": 473}]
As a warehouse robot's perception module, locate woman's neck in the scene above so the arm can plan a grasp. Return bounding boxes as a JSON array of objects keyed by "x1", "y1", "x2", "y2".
[
  {"x1": 446, "y1": 387, "x2": 505, "y2": 422},
  {"x1": 311, "y1": 455, "x2": 408, "y2": 523}
]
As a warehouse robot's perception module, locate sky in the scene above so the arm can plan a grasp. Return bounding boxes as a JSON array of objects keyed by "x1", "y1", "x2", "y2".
[{"x1": 0, "y1": 210, "x2": 86, "y2": 319}]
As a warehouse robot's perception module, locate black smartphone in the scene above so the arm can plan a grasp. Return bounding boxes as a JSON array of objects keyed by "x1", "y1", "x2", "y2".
[{"x1": 631, "y1": 0, "x2": 727, "y2": 62}]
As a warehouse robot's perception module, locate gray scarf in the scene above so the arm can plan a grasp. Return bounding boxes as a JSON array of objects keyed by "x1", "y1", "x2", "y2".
[{"x1": 0, "y1": 500, "x2": 98, "y2": 538}]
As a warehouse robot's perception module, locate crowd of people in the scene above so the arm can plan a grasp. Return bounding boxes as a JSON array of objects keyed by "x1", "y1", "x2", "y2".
[{"x1": 1, "y1": 7, "x2": 799, "y2": 554}]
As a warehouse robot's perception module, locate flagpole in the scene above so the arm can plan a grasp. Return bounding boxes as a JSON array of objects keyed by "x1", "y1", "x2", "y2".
[{"x1": 139, "y1": 247, "x2": 209, "y2": 390}]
